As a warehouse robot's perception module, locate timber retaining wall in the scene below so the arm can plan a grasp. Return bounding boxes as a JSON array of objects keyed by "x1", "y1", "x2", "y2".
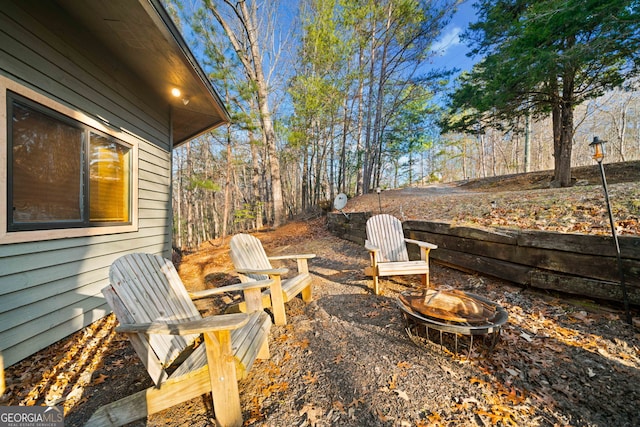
[{"x1": 327, "y1": 212, "x2": 640, "y2": 305}]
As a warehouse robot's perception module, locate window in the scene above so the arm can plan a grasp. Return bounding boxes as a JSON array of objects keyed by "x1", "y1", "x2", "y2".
[
  {"x1": 89, "y1": 133, "x2": 131, "y2": 223},
  {"x1": 1, "y1": 76, "x2": 138, "y2": 243},
  {"x1": 8, "y1": 93, "x2": 131, "y2": 230}
]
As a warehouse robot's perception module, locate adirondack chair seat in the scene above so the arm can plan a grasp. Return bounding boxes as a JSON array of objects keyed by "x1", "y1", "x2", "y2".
[
  {"x1": 166, "y1": 309, "x2": 271, "y2": 381},
  {"x1": 233, "y1": 267, "x2": 312, "y2": 304},
  {"x1": 86, "y1": 253, "x2": 274, "y2": 427},
  {"x1": 365, "y1": 214, "x2": 437, "y2": 295},
  {"x1": 373, "y1": 260, "x2": 431, "y2": 276},
  {"x1": 230, "y1": 234, "x2": 316, "y2": 325}
]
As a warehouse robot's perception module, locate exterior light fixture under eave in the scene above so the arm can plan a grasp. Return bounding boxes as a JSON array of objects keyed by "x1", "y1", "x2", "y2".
[{"x1": 171, "y1": 87, "x2": 189, "y2": 105}]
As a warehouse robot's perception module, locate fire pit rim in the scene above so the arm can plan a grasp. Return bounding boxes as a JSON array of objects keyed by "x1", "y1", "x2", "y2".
[{"x1": 396, "y1": 289, "x2": 508, "y2": 336}]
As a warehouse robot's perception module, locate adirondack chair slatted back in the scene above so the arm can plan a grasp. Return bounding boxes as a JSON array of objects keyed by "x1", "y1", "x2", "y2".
[
  {"x1": 230, "y1": 234, "x2": 273, "y2": 282},
  {"x1": 366, "y1": 214, "x2": 409, "y2": 263},
  {"x1": 108, "y1": 253, "x2": 201, "y2": 369}
]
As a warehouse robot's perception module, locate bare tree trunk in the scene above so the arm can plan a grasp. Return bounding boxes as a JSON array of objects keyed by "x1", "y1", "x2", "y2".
[
  {"x1": 222, "y1": 124, "x2": 232, "y2": 239},
  {"x1": 479, "y1": 134, "x2": 487, "y2": 178},
  {"x1": 370, "y1": 4, "x2": 393, "y2": 192},
  {"x1": 607, "y1": 93, "x2": 630, "y2": 162},
  {"x1": 355, "y1": 47, "x2": 365, "y2": 195},
  {"x1": 461, "y1": 138, "x2": 468, "y2": 180},
  {"x1": 206, "y1": 0, "x2": 285, "y2": 227},
  {"x1": 362, "y1": 20, "x2": 377, "y2": 194},
  {"x1": 174, "y1": 150, "x2": 183, "y2": 249},
  {"x1": 550, "y1": 72, "x2": 574, "y2": 188},
  {"x1": 524, "y1": 110, "x2": 532, "y2": 172},
  {"x1": 339, "y1": 96, "x2": 349, "y2": 194},
  {"x1": 249, "y1": 130, "x2": 263, "y2": 230},
  {"x1": 185, "y1": 142, "x2": 194, "y2": 248}
]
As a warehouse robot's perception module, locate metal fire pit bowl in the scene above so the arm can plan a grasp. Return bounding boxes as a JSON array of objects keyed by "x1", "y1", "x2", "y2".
[{"x1": 397, "y1": 290, "x2": 508, "y2": 358}]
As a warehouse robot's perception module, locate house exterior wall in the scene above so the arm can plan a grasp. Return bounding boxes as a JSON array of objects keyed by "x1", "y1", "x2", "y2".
[{"x1": 0, "y1": 3, "x2": 175, "y2": 366}]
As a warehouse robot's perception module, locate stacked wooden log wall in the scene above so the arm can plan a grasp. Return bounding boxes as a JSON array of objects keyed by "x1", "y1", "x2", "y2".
[{"x1": 327, "y1": 212, "x2": 640, "y2": 305}]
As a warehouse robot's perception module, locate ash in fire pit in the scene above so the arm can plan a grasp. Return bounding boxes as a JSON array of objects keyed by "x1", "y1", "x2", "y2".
[{"x1": 397, "y1": 289, "x2": 508, "y2": 358}]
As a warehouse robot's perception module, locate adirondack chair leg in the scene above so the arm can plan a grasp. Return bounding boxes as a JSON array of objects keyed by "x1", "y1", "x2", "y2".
[
  {"x1": 84, "y1": 365, "x2": 211, "y2": 427},
  {"x1": 301, "y1": 284, "x2": 312, "y2": 303},
  {"x1": 367, "y1": 251, "x2": 382, "y2": 295},
  {"x1": 373, "y1": 274, "x2": 380, "y2": 295},
  {"x1": 269, "y1": 276, "x2": 287, "y2": 325},
  {"x1": 421, "y1": 273, "x2": 428, "y2": 288},
  {"x1": 420, "y1": 247, "x2": 431, "y2": 289},
  {"x1": 257, "y1": 335, "x2": 270, "y2": 359},
  {"x1": 205, "y1": 331, "x2": 243, "y2": 427}
]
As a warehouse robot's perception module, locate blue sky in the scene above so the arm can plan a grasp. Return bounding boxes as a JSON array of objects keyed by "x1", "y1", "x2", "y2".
[{"x1": 428, "y1": 0, "x2": 478, "y2": 74}]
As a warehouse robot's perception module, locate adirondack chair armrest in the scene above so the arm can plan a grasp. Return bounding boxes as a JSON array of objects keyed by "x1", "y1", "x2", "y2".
[
  {"x1": 404, "y1": 238, "x2": 438, "y2": 250},
  {"x1": 268, "y1": 253, "x2": 316, "y2": 261},
  {"x1": 365, "y1": 240, "x2": 380, "y2": 254},
  {"x1": 189, "y1": 279, "x2": 274, "y2": 300},
  {"x1": 236, "y1": 267, "x2": 289, "y2": 276},
  {"x1": 115, "y1": 312, "x2": 251, "y2": 335}
]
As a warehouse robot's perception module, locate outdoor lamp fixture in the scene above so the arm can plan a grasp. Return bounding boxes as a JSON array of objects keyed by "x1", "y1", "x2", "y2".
[
  {"x1": 171, "y1": 87, "x2": 190, "y2": 105},
  {"x1": 376, "y1": 187, "x2": 382, "y2": 213},
  {"x1": 589, "y1": 137, "x2": 632, "y2": 324}
]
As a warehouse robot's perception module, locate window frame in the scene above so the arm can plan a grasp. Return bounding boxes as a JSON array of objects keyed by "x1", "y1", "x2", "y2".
[{"x1": 1, "y1": 75, "x2": 139, "y2": 244}]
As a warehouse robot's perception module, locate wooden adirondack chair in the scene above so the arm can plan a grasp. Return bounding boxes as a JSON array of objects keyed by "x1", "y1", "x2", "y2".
[
  {"x1": 86, "y1": 253, "x2": 273, "y2": 427},
  {"x1": 364, "y1": 214, "x2": 438, "y2": 295},
  {"x1": 230, "y1": 233, "x2": 315, "y2": 326}
]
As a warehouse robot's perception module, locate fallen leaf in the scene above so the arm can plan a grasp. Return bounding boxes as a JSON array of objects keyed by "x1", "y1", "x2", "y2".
[
  {"x1": 296, "y1": 339, "x2": 310, "y2": 350},
  {"x1": 92, "y1": 374, "x2": 108, "y2": 385},
  {"x1": 397, "y1": 361, "x2": 411, "y2": 369},
  {"x1": 303, "y1": 371, "x2": 318, "y2": 384},
  {"x1": 299, "y1": 403, "x2": 323, "y2": 427},
  {"x1": 332, "y1": 400, "x2": 346, "y2": 414},
  {"x1": 348, "y1": 397, "x2": 363, "y2": 408},
  {"x1": 520, "y1": 332, "x2": 534, "y2": 342},
  {"x1": 394, "y1": 389, "x2": 409, "y2": 401},
  {"x1": 388, "y1": 374, "x2": 397, "y2": 390},
  {"x1": 376, "y1": 409, "x2": 393, "y2": 422}
]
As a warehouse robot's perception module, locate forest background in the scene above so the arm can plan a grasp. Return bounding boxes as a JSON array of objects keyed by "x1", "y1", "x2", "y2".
[{"x1": 165, "y1": 0, "x2": 640, "y2": 250}]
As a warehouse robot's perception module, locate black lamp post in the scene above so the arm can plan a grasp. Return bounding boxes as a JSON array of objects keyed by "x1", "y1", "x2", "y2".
[
  {"x1": 589, "y1": 137, "x2": 632, "y2": 324},
  {"x1": 376, "y1": 187, "x2": 382, "y2": 213}
]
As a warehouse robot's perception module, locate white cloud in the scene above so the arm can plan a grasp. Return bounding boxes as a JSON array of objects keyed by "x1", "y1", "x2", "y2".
[{"x1": 431, "y1": 27, "x2": 462, "y2": 56}]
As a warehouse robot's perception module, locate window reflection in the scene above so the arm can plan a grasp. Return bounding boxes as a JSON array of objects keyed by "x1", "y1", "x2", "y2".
[{"x1": 11, "y1": 103, "x2": 83, "y2": 223}]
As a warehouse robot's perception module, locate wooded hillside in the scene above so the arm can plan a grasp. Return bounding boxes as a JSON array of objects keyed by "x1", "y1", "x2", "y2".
[{"x1": 168, "y1": 0, "x2": 640, "y2": 250}]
